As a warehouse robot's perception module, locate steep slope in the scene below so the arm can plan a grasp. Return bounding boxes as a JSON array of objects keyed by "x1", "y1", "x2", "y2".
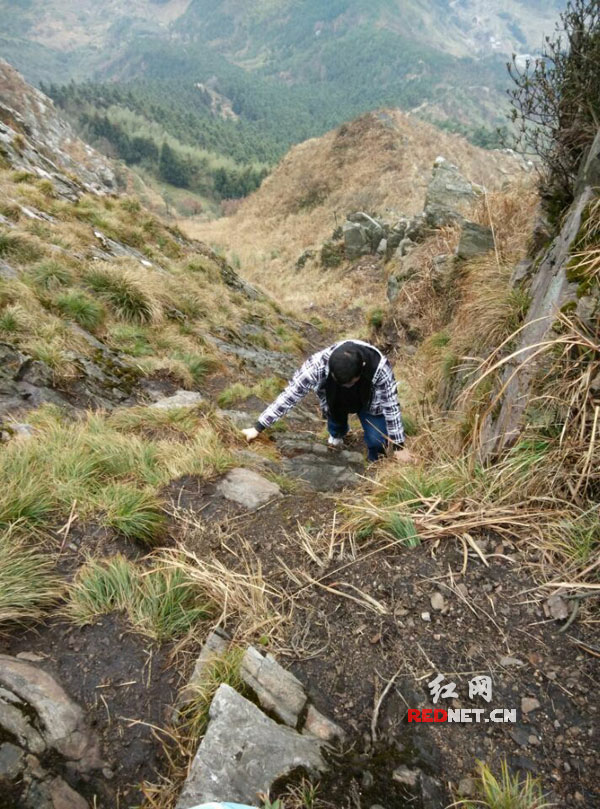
[{"x1": 186, "y1": 110, "x2": 530, "y2": 310}]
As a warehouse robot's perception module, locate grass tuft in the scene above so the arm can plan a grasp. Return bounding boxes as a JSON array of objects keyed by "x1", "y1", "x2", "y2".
[
  {"x1": 456, "y1": 760, "x2": 551, "y2": 809},
  {"x1": 85, "y1": 265, "x2": 162, "y2": 323},
  {"x1": 0, "y1": 526, "x2": 61, "y2": 624},
  {"x1": 65, "y1": 554, "x2": 213, "y2": 640},
  {"x1": 56, "y1": 290, "x2": 105, "y2": 330}
]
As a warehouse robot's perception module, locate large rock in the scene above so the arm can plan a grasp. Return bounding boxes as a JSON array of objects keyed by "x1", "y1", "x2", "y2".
[
  {"x1": 456, "y1": 221, "x2": 495, "y2": 260},
  {"x1": 150, "y1": 390, "x2": 203, "y2": 410},
  {"x1": 217, "y1": 468, "x2": 282, "y2": 509},
  {"x1": 0, "y1": 656, "x2": 102, "y2": 771},
  {"x1": 343, "y1": 212, "x2": 385, "y2": 259},
  {"x1": 424, "y1": 157, "x2": 480, "y2": 228},
  {"x1": 175, "y1": 684, "x2": 325, "y2": 809},
  {"x1": 479, "y1": 183, "x2": 595, "y2": 457},
  {"x1": 240, "y1": 647, "x2": 306, "y2": 727}
]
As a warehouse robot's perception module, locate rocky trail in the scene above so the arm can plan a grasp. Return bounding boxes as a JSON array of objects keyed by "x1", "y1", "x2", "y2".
[{"x1": 2, "y1": 371, "x2": 599, "y2": 809}]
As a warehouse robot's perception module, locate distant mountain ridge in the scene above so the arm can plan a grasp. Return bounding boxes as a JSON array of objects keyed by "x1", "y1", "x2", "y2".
[{"x1": 0, "y1": 0, "x2": 564, "y2": 212}]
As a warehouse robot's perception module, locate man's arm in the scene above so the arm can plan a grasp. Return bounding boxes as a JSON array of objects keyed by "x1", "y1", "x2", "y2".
[{"x1": 254, "y1": 354, "x2": 323, "y2": 432}]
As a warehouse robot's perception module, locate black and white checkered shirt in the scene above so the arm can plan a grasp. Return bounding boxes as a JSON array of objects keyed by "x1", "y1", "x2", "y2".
[{"x1": 256, "y1": 339, "x2": 405, "y2": 445}]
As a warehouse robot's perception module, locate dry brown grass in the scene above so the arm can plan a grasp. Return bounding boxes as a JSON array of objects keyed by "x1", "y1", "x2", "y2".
[{"x1": 182, "y1": 111, "x2": 530, "y2": 313}]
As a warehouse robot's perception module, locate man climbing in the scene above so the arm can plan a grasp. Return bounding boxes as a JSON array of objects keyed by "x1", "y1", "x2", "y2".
[{"x1": 242, "y1": 339, "x2": 413, "y2": 463}]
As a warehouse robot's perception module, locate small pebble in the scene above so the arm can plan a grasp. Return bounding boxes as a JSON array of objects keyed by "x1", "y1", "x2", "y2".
[{"x1": 421, "y1": 611, "x2": 431, "y2": 622}]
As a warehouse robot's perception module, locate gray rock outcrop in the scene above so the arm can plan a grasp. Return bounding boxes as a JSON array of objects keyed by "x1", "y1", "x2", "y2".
[
  {"x1": 424, "y1": 157, "x2": 481, "y2": 228},
  {"x1": 240, "y1": 647, "x2": 307, "y2": 727},
  {"x1": 0, "y1": 656, "x2": 103, "y2": 808},
  {"x1": 456, "y1": 221, "x2": 495, "y2": 260},
  {"x1": 0, "y1": 59, "x2": 115, "y2": 197},
  {"x1": 150, "y1": 390, "x2": 204, "y2": 410},
  {"x1": 175, "y1": 684, "x2": 326, "y2": 809},
  {"x1": 479, "y1": 133, "x2": 600, "y2": 457}
]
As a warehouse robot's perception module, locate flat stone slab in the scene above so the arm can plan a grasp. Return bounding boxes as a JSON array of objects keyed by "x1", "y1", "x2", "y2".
[
  {"x1": 175, "y1": 684, "x2": 325, "y2": 808},
  {"x1": 282, "y1": 456, "x2": 361, "y2": 492},
  {"x1": 217, "y1": 468, "x2": 281, "y2": 509},
  {"x1": 150, "y1": 390, "x2": 203, "y2": 409},
  {"x1": 240, "y1": 647, "x2": 306, "y2": 727}
]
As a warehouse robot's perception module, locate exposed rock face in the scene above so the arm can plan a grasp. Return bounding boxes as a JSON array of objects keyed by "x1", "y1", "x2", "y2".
[
  {"x1": 0, "y1": 656, "x2": 103, "y2": 808},
  {"x1": 175, "y1": 684, "x2": 325, "y2": 809},
  {"x1": 150, "y1": 390, "x2": 204, "y2": 410},
  {"x1": 0, "y1": 340, "x2": 138, "y2": 421},
  {"x1": 276, "y1": 433, "x2": 364, "y2": 491},
  {"x1": 424, "y1": 156, "x2": 481, "y2": 228},
  {"x1": 0, "y1": 59, "x2": 115, "y2": 197},
  {"x1": 456, "y1": 221, "x2": 495, "y2": 260},
  {"x1": 240, "y1": 647, "x2": 307, "y2": 727},
  {"x1": 343, "y1": 212, "x2": 385, "y2": 259},
  {"x1": 479, "y1": 182, "x2": 596, "y2": 457}
]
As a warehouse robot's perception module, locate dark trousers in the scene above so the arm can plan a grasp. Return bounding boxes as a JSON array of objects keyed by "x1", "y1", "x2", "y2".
[{"x1": 327, "y1": 411, "x2": 389, "y2": 462}]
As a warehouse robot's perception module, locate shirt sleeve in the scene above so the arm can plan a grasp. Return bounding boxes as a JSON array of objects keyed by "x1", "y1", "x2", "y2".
[
  {"x1": 377, "y1": 361, "x2": 405, "y2": 446},
  {"x1": 256, "y1": 354, "x2": 322, "y2": 430}
]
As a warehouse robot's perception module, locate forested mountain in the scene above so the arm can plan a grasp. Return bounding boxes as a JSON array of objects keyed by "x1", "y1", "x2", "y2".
[{"x1": 0, "y1": 0, "x2": 564, "y2": 211}]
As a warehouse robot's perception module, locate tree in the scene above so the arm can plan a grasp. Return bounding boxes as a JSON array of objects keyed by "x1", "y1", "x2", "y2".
[{"x1": 507, "y1": 0, "x2": 600, "y2": 216}]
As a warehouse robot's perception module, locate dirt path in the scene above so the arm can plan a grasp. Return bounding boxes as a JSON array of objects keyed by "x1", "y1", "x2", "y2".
[{"x1": 165, "y1": 397, "x2": 600, "y2": 809}]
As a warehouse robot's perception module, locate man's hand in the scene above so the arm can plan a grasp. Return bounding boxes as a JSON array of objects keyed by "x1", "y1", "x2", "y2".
[
  {"x1": 394, "y1": 447, "x2": 415, "y2": 464},
  {"x1": 241, "y1": 427, "x2": 259, "y2": 442}
]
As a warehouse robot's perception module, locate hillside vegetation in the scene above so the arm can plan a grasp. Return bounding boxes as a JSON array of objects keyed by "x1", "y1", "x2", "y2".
[
  {"x1": 0, "y1": 1, "x2": 565, "y2": 214},
  {"x1": 186, "y1": 110, "x2": 530, "y2": 309}
]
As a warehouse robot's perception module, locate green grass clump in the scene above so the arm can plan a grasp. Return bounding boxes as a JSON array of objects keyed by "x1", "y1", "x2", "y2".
[
  {"x1": 85, "y1": 265, "x2": 161, "y2": 323},
  {"x1": 173, "y1": 351, "x2": 216, "y2": 385},
  {"x1": 56, "y1": 290, "x2": 105, "y2": 330},
  {"x1": 0, "y1": 232, "x2": 44, "y2": 264},
  {"x1": 0, "y1": 526, "x2": 62, "y2": 624},
  {"x1": 96, "y1": 483, "x2": 166, "y2": 545},
  {"x1": 29, "y1": 260, "x2": 74, "y2": 289},
  {"x1": 108, "y1": 323, "x2": 153, "y2": 356},
  {"x1": 218, "y1": 382, "x2": 253, "y2": 408},
  {"x1": 65, "y1": 555, "x2": 213, "y2": 640},
  {"x1": 217, "y1": 376, "x2": 285, "y2": 408},
  {"x1": 178, "y1": 648, "x2": 246, "y2": 739},
  {"x1": 458, "y1": 760, "x2": 550, "y2": 809},
  {"x1": 381, "y1": 468, "x2": 461, "y2": 509},
  {"x1": 0, "y1": 405, "x2": 231, "y2": 539},
  {"x1": 386, "y1": 514, "x2": 420, "y2": 547}
]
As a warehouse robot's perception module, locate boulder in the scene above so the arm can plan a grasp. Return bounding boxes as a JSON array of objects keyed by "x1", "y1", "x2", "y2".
[
  {"x1": 0, "y1": 656, "x2": 102, "y2": 772},
  {"x1": 424, "y1": 157, "x2": 480, "y2": 228},
  {"x1": 240, "y1": 647, "x2": 306, "y2": 727},
  {"x1": 175, "y1": 684, "x2": 325, "y2": 808},
  {"x1": 343, "y1": 212, "x2": 385, "y2": 259},
  {"x1": 217, "y1": 468, "x2": 282, "y2": 509},
  {"x1": 343, "y1": 221, "x2": 371, "y2": 260},
  {"x1": 456, "y1": 221, "x2": 495, "y2": 260},
  {"x1": 178, "y1": 629, "x2": 231, "y2": 707},
  {"x1": 150, "y1": 390, "x2": 204, "y2": 410}
]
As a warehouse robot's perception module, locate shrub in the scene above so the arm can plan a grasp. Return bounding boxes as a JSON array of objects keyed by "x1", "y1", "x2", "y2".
[{"x1": 508, "y1": 0, "x2": 600, "y2": 215}]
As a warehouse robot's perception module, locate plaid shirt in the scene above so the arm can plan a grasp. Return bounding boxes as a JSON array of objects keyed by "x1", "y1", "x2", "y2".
[{"x1": 257, "y1": 339, "x2": 405, "y2": 445}]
